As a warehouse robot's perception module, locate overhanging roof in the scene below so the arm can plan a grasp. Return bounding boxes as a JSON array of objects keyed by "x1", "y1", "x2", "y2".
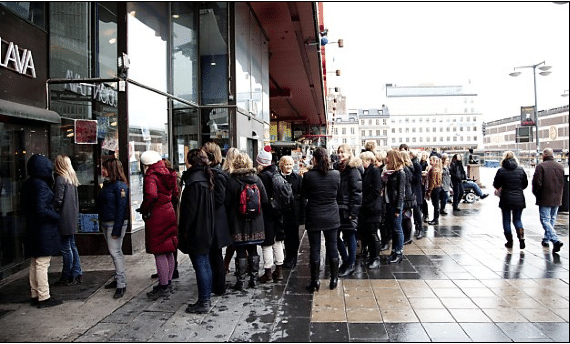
[
  {"x1": 0, "y1": 98, "x2": 61, "y2": 123},
  {"x1": 250, "y1": 2, "x2": 326, "y2": 126}
]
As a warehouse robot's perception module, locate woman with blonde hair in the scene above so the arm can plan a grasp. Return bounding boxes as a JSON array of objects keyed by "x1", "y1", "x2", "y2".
[
  {"x1": 222, "y1": 147, "x2": 240, "y2": 174},
  {"x1": 425, "y1": 156, "x2": 444, "y2": 225},
  {"x1": 279, "y1": 155, "x2": 303, "y2": 269},
  {"x1": 382, "y1": 149, "x2": 406, "y2": 264},
  {"x1": 53, "y1": 155, "x2": 82, "y2": 286},
  {"x1": 493, "y1": 151, "x2": 528, "y2": 249}
]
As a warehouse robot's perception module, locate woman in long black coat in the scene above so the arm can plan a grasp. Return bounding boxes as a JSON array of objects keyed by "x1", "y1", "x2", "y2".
[
  {"x1": 279, "y1": 155, "x2": 303, "y2": 269},
  {"x1": 302, "y1": 147, "x2": 341, "y2": 292},
  {"x1": 450, "y1": 154, "x2": 467, "y2": 211},
  {"x1": 178, "y1": 149, "x2": 215, "y2": 314},
  {"x1": 21, "y1": 154, "x2": 62, "y2": 308},
  {"x1": 493, "y1": 151, "x2": 528, "y2": 249},
  {"x1": 203, "y1": 142, "x2": 233, "y2": 295},
  {"x1": 382, "y1": 149, "x2": 406, "y2": 264}
]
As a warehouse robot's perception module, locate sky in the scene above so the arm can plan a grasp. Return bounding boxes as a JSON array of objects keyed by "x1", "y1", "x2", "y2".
[{"x1": 323, "y1": 2, "x2": 570, "y2": 122}]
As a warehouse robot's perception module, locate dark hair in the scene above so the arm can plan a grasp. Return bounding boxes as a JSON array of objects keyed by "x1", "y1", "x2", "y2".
[
  {"x1": 451, "y1": 154, "x2": 459, "y2": 163},
  {"x1": 312, "y1": 147, "x2": 330, "y2": 175},
  {"x1": 102, "y1": 158, "x2": 128, "y2": 184},
  {"x1": 399, "y1": 143, "x2": 409, "y2": 151},
  {"x1": 187, "y1": 149, "x2": 214, "y2": 190}
]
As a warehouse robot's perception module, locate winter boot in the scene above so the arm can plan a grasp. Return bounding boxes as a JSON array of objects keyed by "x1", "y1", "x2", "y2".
[
  {"x1": 329, "y1": 257, "x2": 339, "y2": 290},
  {"x1": 367, "y1": 236, "x2": 382, "y2": 269},
  {"x1": 306, "y1": 260, "x2": 321, "y2": 292},
  {"x1": 272, "y1": 265, "x2": 284, "y2": 281},
  {"x1": 403, "y1": 217, "x2": 413, "y2": 245},
  {"x1": 516, "y1": 228, "x2": 525, "y2": 249},
  {"x1": 259, "y1": 268, "x2": 273, "y2": 283},
  {"x1": 233, "y1": 258, "x2": 248, "y2": 291},
  {"x1": 185, "y1": 299, "x2": 211, "y2": 314},
  {"x1": 248, "y1": 255, "x2": 260, "y2": 288},
  {"x1": 504, "y1": 232, "x2": 513, "y2": 248}
]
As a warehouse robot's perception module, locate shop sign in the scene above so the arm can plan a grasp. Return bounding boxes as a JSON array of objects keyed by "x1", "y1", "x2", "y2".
[
  {"x1": 65, "y1": 70, "x2": 118, "y2": 107},
  {"x1": 0, "y1": 36, "x2": 37, "y2": 78}
]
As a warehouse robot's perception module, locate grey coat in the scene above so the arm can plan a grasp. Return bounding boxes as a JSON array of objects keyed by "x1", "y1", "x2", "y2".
[{"x1": 54, "y1": 175, "x2": 79, "y2": 235}]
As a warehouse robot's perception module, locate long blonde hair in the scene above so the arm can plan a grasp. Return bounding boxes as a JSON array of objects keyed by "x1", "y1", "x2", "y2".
[
  {"x1": 501, "y1": 150, "x2": 519, "y2": 166},
  {"x1": 222, "y1": 147, "x2": 240, "y2": 173},
  {"x1": 54, "y1": 155, "x2": 79, "y2": 186},
  {"x1": 386, "y1": 149, "x2": 404, "y2": 171},
  {"x1": 400, "y1": 150, "x2": 412, "y2": 167}
]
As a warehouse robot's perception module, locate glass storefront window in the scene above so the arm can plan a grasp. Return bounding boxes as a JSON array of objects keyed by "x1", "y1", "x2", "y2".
[
  {"x1": 127, "y1": 2, "x2": 169, "y2": 229},
  {"x1": 200, "y1": 2, "x2": 228, "y2": 105},
  {"x1": 0, "y1": 2, "x2": 45, "y2": 29},
  {"x1": 172, "y1": 2, "x2": 199, "y2": 104},
  {"x1": 172, "y1": 101, "x2": 199, "y2": 174},
  {"x1": 96, "y1": 2, "x2": 117, "y2": 79}
]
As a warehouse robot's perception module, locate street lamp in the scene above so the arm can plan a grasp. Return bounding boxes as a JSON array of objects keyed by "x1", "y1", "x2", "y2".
[{"x1": 509, "y1": 61, "x2": 552, "y2": 165}]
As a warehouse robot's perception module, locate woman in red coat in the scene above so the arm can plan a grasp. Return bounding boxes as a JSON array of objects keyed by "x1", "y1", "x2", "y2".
[{"x1": 138, "y1": 150, "x2": 179, "y2": 299}]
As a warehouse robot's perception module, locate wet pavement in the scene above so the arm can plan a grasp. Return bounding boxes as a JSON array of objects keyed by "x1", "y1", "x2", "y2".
[{"x1": 0, "y1": 167, "x2": 568, "y2": 342}]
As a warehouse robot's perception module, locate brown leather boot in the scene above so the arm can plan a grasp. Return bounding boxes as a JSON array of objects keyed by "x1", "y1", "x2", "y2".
[
  {"x1": 258, "y1": 268, "x2": 273, "y2": 283},
  {"x1": 272, "y1": 265, "x2": 284, "y2": 281},
  {"x1": 516, "y1": 228, "x2": 525, "y2": 249}
]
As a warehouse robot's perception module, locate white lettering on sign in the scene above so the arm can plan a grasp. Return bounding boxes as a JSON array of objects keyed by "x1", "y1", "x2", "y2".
[
  {"x1": 0, "y1": 36, "x2": 37, "y2": 78},
  {"x1": 64, "y1": 69, "x2": 118, "y2": 107}
]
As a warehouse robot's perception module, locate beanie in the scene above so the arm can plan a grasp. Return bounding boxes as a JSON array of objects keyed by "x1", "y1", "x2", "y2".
[
  {"x1": 140, "y1": 150, "x2": 162, "y2": 166},
  {"x1": 256, "y1": 148, "x2": 272, "y2": 167}
]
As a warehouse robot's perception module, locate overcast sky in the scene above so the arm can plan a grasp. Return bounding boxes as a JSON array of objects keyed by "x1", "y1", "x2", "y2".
[{"x1": 323, "y1": 2, "x2": 569, "y2": 121}]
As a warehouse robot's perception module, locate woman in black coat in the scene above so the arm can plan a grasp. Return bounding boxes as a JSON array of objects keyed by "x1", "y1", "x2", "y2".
[
  {"x1": 493, "y1": 151, "x2": 528, "y2": 249},
  {"x1": 358, "y1": 151, "x2": 384, "y2": 269},
  {"x1": 178, "y1": 149, "x2": 216, "y2": 314},
  {"x1": 382, "y1": 149, "x2": 406, "y2": 264},
  {"x1": 450, "y1": 154, "x2": 467, "y2": 211},
  {"x1": 21, "y1": 154, "x2": 62, "y2": 308},
  {"x1": 302, "y1": 147, "x2": 341, "y2": 292},
  {"x1": 279, "y1": 155, "x2": 303, "y2": 269},
  {"x1": 225, "y1": 152, "x2": 268, "y2": 291},
  {"x1": 335, "y1": 144, "x2": 363, "y2": 277},
  {"x1": 203, "y1": 142, "x2": 233, "y2": 296},
  {"x1": 409, "y1": 150, "x2": 425, "y2": 239}
]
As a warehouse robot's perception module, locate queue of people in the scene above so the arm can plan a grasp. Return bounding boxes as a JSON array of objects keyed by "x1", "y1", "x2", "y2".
[{"x1": 20, "y1": 144, "x2": 564, "y2": 311}]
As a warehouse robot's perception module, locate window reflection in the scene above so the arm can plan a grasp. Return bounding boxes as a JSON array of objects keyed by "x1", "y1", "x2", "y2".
[
  {"x1": 172, "y1": 2, "x2": 199, "y2": 104},
  {"x1": 200, "y1": 3, "x2": 228, "y2": 105}
]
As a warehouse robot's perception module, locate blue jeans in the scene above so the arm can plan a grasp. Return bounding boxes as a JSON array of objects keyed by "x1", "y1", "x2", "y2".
[
  {"x1": 388, "y1": 203, "x2": 404, "y2": 253},
  {"x1": 190, "y1": 253, "x2": 212, "y2": 301},
  {"x1": 102, "y1": 221, "x2": 128, "y2": 288},
  {"x1": 501, "y1": 208, "x2": 523, "y2": 235},
  {"x1": 464, "y1": 181, "x2": 484, "y2": 196},
  {"x1": 337, "y1": 230, "x2": 356, "y2": 266},
  {"x1": 60, "y1": 234, "x2": 82, "y2": 280},
  {"x1": 308, "y1": 228, "x2": 338, "y2": 263},
  {"x1": 539, "y1": 206, "x2": 560, "y2": 243},
  {"x1": 440, "y1": 191, "x2": 450, "y2": 210}
]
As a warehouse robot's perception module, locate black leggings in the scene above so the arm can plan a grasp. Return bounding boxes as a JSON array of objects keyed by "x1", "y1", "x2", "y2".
[{"x1": 307, "y1": 228, "x2": 338, "y2": 263}]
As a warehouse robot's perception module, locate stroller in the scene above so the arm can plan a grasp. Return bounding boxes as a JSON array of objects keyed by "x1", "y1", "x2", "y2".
[{"x1": 448, "y1": 179, "x2": 479, "y2": 203}]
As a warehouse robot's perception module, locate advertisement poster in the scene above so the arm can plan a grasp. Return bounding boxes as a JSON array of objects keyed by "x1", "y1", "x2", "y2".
[
  {"x1": 75, "y1": 119, "x2": 98, "y2": 144},
  {"x1": 520, "y1": 106, "x2": 535, "y2": 127}
]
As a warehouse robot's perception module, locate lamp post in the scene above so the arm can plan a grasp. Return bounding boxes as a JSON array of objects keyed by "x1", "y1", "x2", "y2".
[{"x1": 509, "y1": 61, "x2": 552, "y2": 165}]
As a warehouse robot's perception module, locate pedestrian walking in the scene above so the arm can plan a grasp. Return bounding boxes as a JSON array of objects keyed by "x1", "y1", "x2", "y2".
[
  {"x1": 382, "y1": 149, "x2": 406, "y2": 264},
  {"x1": 335, "y1": 144, "x2": 363, "y2": 277},
  {"x1": 358, "y1": 151, "x2": 383, "y2": 269},
  {"x1": 178, "y1": 149, "x2": 215, "y2": 313},
  {"x1": 302, "y1": 147, "x2": 341, "y2": 291},
  {"x1": 202, "y1": 142, "x2": 233, "y2": 295},
  {"x1": 493, "y1": 151, "x2": 528, "y2": 249},
  {"x1": 21, "y1": 154, "x2": 62, "y2": 308},
  {"x1": 279, "y1": 155, "x2": 303, "y2": 269},
  {"x1": 53, "y1": 155, "x2": 82, "y2": 286},
  {"x1": 425, "y1": 156, "x2": 445, "y2": 225},
  {"x1": 98, "y1": 158, "x2": 129, "y2": 299},
  {"x1": 450, "y1": 154, "x2": 467, "y2": 211},
  {"x1": 532, "y1": 147, "x2": 564, "y2": 253},
  {"x1": 256, "y1": 147, "x2": 286, "y2": 283},
  {"x1": 225, "y1": 152, "x2": 268, "y2": 291}
]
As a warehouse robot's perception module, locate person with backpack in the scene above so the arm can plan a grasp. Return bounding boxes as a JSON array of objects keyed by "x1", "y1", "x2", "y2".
[
  {"x1": 335, "y1": 144, "x2": 363, "y2": 277},
  {"x1": 178, "y1": 149, "x2": 215, "y2": 314},
  {"x1": 256, "y1": 147, "x2": 290, "y2": 283},
  {"x1": 279, "y1": 155, "x2": 303, "y2": 269},
  {"x1": 225, "y1": 152, "x2": 268, "y2": 290}
]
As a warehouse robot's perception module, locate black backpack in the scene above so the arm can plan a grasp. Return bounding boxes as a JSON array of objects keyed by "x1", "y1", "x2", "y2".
[
  {"x1": 269, "y1": 171, "x2": 294, "y2": 211},
  {"x1": 238, "y1": 181, "x2": 261, "y2": 218}
]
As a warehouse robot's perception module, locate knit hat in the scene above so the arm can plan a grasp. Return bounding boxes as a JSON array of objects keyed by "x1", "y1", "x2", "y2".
[
  {"x1": 256, "y1": 147, "x2": 272, "y2": 167},
  {"x1": 140, "y1": 150, "x2": 162, "y2": 166}
]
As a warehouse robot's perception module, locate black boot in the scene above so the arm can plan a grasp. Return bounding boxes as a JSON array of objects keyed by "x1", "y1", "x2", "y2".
[
  {"x1": 414, "y1": 224, "x2": 425, "y2": 239},
  {"x1": 306, "y1": 260, "x2": 321, "y2": 292},
  {"x1": 233, "y1": 258, "x2": 248, "y2": 291},
  {"x1": 516, "y1": 228, "x2": 525, "y2": 249},
  {"x1": 388, "y1": 251, "x2": 403, "y2": 264},
  {"x1": 403, "y1": 217, "x2": 413, "y2": 245},
  {"x1": 338, "y1": 262, "x2": 355, "y2": 277},
  {"x1": 367, "y1": 237, "x2": 382, "y2": 269},
  {"x1": 504, "y1": 233, "x2": 513, "y2": 248},
  {"x1": 185, "y1": 299, "x2": 211, "y2": 314},
  {"x1": 329, "y1": 258, "x2": 339, "y2": 290},
  {"x1": 248, "y1": 255, "x2": 260, "y2": 288}
]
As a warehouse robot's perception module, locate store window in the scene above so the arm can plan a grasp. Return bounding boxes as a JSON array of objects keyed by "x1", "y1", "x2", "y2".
[
  {"x1": 201, "y1": 2, "x2": 228, "y2": 106},
  {"x1": 172, "y1": 2, "x2": 199, "y2": 104},
  {"x1": 0, "y1": 1, "x2": 45, "y2": 29}
]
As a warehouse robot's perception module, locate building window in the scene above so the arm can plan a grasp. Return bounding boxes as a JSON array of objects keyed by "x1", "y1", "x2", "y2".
[
  {"x1": 447, "y1": 137, "x2": 451, "y2": 141},
  {"x1": 399, "y1": 128, "x2": 402, "y2": 133},
  {"x1": 368, "y1": 130, "x2": 372, "y2": 136},
  {"x1": 412, "y1": 128, "x2": 416, "y2": 133},
  {"x1": 399, "y1": 137, "x2": 402, "y2": 143},
  {"x1": 453, "y1": 136, "x2": 457, "y2": 141},
  {"x1": 351, "y1": 127, "x2": 355, "y2": 134},
  {"x1": 383, "y1": 129, "x2": 387, "y2": 136},
  {"x1": 473, "y1": 116, "x2": 476, "y2": 122},
  {"x1": 362, "y1": 140, "x2": 366, "y2": 146},
  {"x1": 434, "y1": 137, "x2": 437, "y2": 142},
  {"x1": 419, "y1": 128, "x2": 423, "y2": 133},
  {"x1": 361, "y1": 120, "x2": 365, "y2": 126},
  {"x1": 440, "y1": 127, "x2": 443, "y2": 132},
  {"x1": 460, "y1": 127, "x2": 463, "y2": 132},
  {"x1": 383, "y1": 119, "x2": 386, "y2": 125},
  {"x1": 474, "y1": 136, "x2": 477, "y2": 141},
  {"x1": 376, "y1": 119, "x2": 380, "y2": 125},
  {"x1": 412, "y1": 137, "x2": 416, "y2": 142},
  {"x1": 467, "y1": 136, "x2": 471, "y2": 141},
  {"x1": 392, "y1": 128, "x2": 395, "y2": 133},
  {"x1": 361, "y1": 130, "x2": 365, "y2": 137},
  {"x1": 342, "y1": 128, "x2": 346, "y2": 135},
  {"x1": 426, "y1": 127, "x2": 430, "y2": 133},
  {"x1": 427, "y1": 137, "x2": 430, "y2": 142},
  {"x1": 392, "y1": 138, "x2": 395, "y2": 143},
  {"x1": 419, "y1": 137, "x2": 423, "y2": 142},
  {"x1": 363, "y1": 110, "x2": 369, "y2": 115},
  {"x1": 473, "y1": 126, "x2": 477, "y2": 131},
  {"x1": 376, "y1": 130, "x2": 380, "y2": 136},
  {"x1": 405, "y1": 128, "x2": 409, "y2": 133}
]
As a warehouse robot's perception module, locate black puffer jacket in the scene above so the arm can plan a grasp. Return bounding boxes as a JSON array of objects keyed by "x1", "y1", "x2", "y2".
[
  {"x1": 450, "y1": 160, "x2": 467, "y2": 185},
  {"x1": 410, "y1": 157, "x2": 423, "y2": 205},
  {"x1": 335, "y1": 157, "x2": 363, "y2": 231},
  {"x1": 359, "y1": 164, "x2": 383, "y2": 223},
  {"x1": 258, "y1": 164, "x2": 284, "y2": 245},
  {"x1": 301, "y1": 168, "x2": 341, "y2": 232},
  {"x1": 283, "y1": 171, "x2": 303, "y2": 227},
  {"x1": 211, "y1": 164, "x2": 233, "y2": 249},
  {"x1": 493, "y1": 158, "x2": 528, "y2": 210},
  {"x1": 20, "y1": 155, "x2": 61, "y2": 257}
]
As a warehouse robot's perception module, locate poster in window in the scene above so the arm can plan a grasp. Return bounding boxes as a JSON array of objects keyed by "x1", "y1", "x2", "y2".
[{"x1": 75, "y1": 119, "x2": 98, "y2": 144}]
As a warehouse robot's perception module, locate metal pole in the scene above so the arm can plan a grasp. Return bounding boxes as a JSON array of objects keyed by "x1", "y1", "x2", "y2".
[{"x1": 533, "y1": 65, "x2": 540, "y2": 165}]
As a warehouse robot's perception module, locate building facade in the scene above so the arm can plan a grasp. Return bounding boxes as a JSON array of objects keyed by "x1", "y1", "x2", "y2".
[
  {"x1": 0, "y1": 2, "x2": 326, "y2": 279},
  {"x1": 385, "y1": 84, "x2": 483, "y2": 151},
  {"x1": 357, "y1": 107, "x2": 389, "y2": 150}
]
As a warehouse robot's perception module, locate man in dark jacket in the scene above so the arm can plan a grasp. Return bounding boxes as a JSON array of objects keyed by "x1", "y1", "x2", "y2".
[
  {"x1": 532, "y1": 148, "x2": 564, "y2": 253},
  {"x1": 450, "y1": 154, "x2": 467, "y2": 211},
  {"x1": 20, "y1": 154, "x2": 63, "y2": 308}
]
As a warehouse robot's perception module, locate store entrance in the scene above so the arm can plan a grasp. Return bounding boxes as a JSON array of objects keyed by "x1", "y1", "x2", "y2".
[{"x1": 0, "y1": 121, "x2": 50, "y2": 279}]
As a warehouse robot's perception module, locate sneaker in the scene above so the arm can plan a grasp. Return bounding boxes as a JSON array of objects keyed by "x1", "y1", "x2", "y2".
[
  {"x1": 37, "y1": 297, "x2": 63, "y2": 308},
  {"x1": 404, "y1": 238, "x2": 413, "y2": 245},
  {"x1": 147, "y1": 285, "x2": 170, "y2": 300},
  {"x1": 553, "y1": 241, "x2": 564, "y2": 253},
  {"x1": 428, "y1": 220, "x2": 439, "y2": 225},
  {"x1": 480, "y1": 194, "x2": 489, "y2": 199},
  {"x1": 104, "y1": 280, "x2": 117, "y2": 289},
  {"x1": 113, "y1": 288, "x2": 126, "y2": 299}
]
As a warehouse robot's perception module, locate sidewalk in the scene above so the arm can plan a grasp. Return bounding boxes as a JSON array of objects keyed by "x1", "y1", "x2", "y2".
[{"x1": 0, "y1": 167, "x2": 567, "y2": 342}]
